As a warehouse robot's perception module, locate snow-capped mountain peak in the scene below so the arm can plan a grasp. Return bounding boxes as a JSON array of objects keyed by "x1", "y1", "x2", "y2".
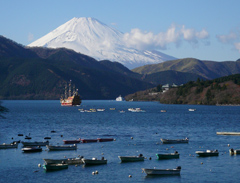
[{"x1": 28, "y1": 17, "x2": 176, "y2": 69}]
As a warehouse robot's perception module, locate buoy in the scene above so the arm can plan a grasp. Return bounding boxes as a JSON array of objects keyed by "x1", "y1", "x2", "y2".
[
  {"x1": 129, "y1": 175, "x2": 132, "y2": 178},
  {"x1": 38, "y1": 164, "x2": 41, "y2": 167},
  {"x1": 131, "y1": 137, "x2": 133, "y2": 139},
  {"x1": 92, "y1": 172, "x2": 95, "y2": 175},
  {"x1": 95, "y1": 170, "x2": 98, "y2": 174}
]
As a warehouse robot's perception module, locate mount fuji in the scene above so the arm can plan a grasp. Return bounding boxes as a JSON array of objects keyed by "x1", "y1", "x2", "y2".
[{"x1": 28, "y1": 17, "x2": 176, "y2": 69}]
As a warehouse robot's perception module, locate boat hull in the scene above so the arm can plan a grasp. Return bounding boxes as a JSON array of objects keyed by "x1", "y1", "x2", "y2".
[
  {"x1": 142, "y1": 168, "x2": 181, "y2": 175},
  {"x1": 97, "y1": 138, "x2": 114, "y2": 142},
  {"x1": 118, "y1": 156, "x2": 145, "y2": 162},
  {"x1": 21, "y1": 141, "x2": 49, "y2": 146},
  {"x1": 60, "y1": 95, "x2": 81, "y2": 106},
  {"x1": 81, "y1": 139, "x2": 98, "y2": 143},
  {"x1": 82, "y1": 159, "x2": 107, "y2": 165},
  {"x1": 22, "y1": 147, "x2": 42, "y2": 152},
  {"x1": 156, "y1": 153, "x2": 179, "y2": 159},
  {"x1": 0, "y1": 143, "x2": 18, "y2": 149},
  {"x1": 195, "y1": 151, "x2": 219, "y2": 157},
  {"x1": 63, "y1": 139, "x2": 81, "y2": 144},
  {"x1": 217, "y1": 132, "x2": 240, "y2": 136},
  {"x1": 161, "y1": 138, "x2": 189, "y2": 144},
  {"x1": 229, "y1": 149, "x2": 240, "y2": 155},
  {"x1": 43, "y1": 164, "x2": 68, "y2": 171},
  {"x1": 47, "y1": 145, "x2": 77, "y2": 151}
]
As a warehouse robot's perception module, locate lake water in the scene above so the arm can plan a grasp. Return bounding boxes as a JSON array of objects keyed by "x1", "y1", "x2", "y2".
[{"x1": 0, "y1": 100, "x2": 240, "y2": 183}]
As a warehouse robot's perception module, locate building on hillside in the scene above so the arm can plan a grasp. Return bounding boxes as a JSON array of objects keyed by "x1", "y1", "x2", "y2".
[{"x1": 162, "y1": 83, "x2": 178, "y2": 92}]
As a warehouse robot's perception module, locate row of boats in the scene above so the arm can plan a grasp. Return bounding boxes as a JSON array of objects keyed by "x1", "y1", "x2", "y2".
[
  {"x1": 78, "y1": 108, "x2": 146, "y2": 113},
  {"x1": 0, "y1": 137, "x2": 115, "y2": 150}
]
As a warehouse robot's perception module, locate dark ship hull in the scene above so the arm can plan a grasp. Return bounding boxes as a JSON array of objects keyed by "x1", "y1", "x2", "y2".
[{"x1": 60, "y1": 95, "x2": 81, "y2": 106}]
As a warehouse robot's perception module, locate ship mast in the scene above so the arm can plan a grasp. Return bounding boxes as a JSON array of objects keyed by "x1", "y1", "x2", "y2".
[
  {"x1": 69, "y1": 80, "x2": 72, "y2": 97},
  {"x1": 73, "y1": 84, "x2": 76, "y2": 96},
  {"x1": 64, "y1": 82, "x2": 67, "y2": 99}
]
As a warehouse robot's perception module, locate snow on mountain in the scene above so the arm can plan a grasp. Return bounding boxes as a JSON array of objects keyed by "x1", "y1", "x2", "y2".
[{"x1": 28, "y1": 17, "x2": 176, "y2": 69}]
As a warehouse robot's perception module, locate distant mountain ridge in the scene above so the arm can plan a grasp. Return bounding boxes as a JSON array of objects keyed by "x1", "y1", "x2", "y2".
[
  {"x1": 132, "y1": 58, "x2": 240, "y2": 80},
  {"x1": 28, "y1": 17, "x2": 176, "y2": 69}
]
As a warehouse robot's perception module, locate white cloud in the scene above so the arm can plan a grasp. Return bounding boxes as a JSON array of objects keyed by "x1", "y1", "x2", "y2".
[
  {"x1": 216, "y1": 32, "x2": 237, "y2": 44},
  {"x1": 123, "y1": 24, "x2": 209, "y2": 50}
]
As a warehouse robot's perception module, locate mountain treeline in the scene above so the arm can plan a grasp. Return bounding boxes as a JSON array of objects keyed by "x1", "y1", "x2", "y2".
[{"x1": 125, "y1": 74, "x2": 240, "y2": 105}]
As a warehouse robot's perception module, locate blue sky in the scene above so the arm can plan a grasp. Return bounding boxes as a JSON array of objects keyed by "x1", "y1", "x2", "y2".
[{"x1": 1, "y1": 0, "x2": 240, "y2": 61}]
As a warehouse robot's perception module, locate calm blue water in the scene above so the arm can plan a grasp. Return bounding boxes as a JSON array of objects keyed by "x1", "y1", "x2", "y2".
[{"x1": 0, "y1": 100, "x2": 240, "y2": 183}]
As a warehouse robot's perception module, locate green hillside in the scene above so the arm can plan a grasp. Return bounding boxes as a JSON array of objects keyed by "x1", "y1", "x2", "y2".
[{"x1": 125, "y1": 74, "x2": 240, "y2": 105}]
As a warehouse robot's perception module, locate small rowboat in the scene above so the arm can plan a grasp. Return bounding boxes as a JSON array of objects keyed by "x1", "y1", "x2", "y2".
[
  {"x1": 229, "y1": 148, "x2": 240, "y2": 155},
  {"x1": 22, "y1": 146, "x2": 42, "y2": 152},
  {"x1": 81, "y1": 139, "x2": 98, "y2": 143},
  {"x1": 43, "y1": 158, "x2": 68, "y2": 164},
  {"x1": 43, "y1": 163, "x2": 68, "y2": 171},
  {"x1": 21, "y1": 141, "x2": 49, "y2": 146},
  {"x1": 0, "y1": 142, "x2": 18, "y2": 149},
  {"x1": 97, "y1": 138, "x2": 114, "y2": 142},
  {"x1": 47, "y1": 144, "x2": 77, "y2": 151},
  {"x1": 118, "y1": 154, "x2": 145, "y2": 162},
  {"x1": 195, "y1": 150, "x2": 219, "y2": 157},
  {"x1": 156, "y1": 151, "x2": 180, "y2": 159},
  {"x1": 142, "y1": 166, "x2": 181, "y2": 175},
  {"x1": 43, "y1": 156, "x2": 84, "y2": 165},
  {"x1": 161, "y1": 138, "x2": 189, "y2": 144},
  {"x1": 82, "y1": 157, "x2": 107, "y2": 165},
  {"x1": 63, "y1": 138, "x2": 81, "y2": 144}
]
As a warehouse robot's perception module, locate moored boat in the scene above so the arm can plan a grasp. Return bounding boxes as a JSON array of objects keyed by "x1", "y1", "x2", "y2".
[
  {"x1": 81, "y1": 139, "x2": 98, "y2": 143},
  {"x1": 82, "y1": 157, "x2": 107, "y2": 165},
  {"x1": 188, "y1": 108, "x2": 196, "y2": 111},
  {"x1": 63, "y1": 138, "x2": 81, "y2": 144},
  {"x1": 156, "y1": 151, "x2": 180, "y2": 159},
  {"x1": 142, "y1": 166, "x2": 181, "y2": 175},
  {"x1": 67, "y1": 156, "x2": 84, "y2": 164},
  {"x1": 0, "y1": 142, "x2": 18, "y2": 149},
  {"x1": 216, "y1": 132, "x2": 240, "y2": 136},
  {"x1": 21, "y1": 141, "x2": 49, "y2": 146},
  {"x1": 161, "y1": 138, "x2": 189, "y2": 144},
  {"x1": 43, "y1": 163, "x2": 68, "y2": 171},
  {"x1": 46, "y1": 144, "x2": 77, "y2": 151},
  {"x1": 43, "y1": 156, "x2": 84, "y2": 165},
  {"x1": 116, "y1": 95, "x2": 124, "y2": 101},
  {"x1": 43, "y1": 158, "x2": 68, "y2": 165},
  {"x1": 22, "y1": 146, "x2": 42, "y2": 152},
  {"x1": 118, "y1": 154, "x2": 145, "y2": 162},
  {"x1": 229, "y1": 148, "x2": 240, "y2": 155},
  {"x1": 97, "y1": 138, "x2": 114, "y2": 142},
  {"x1": 195, "y1": 150, "x2": 219, "y2": 157}
]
